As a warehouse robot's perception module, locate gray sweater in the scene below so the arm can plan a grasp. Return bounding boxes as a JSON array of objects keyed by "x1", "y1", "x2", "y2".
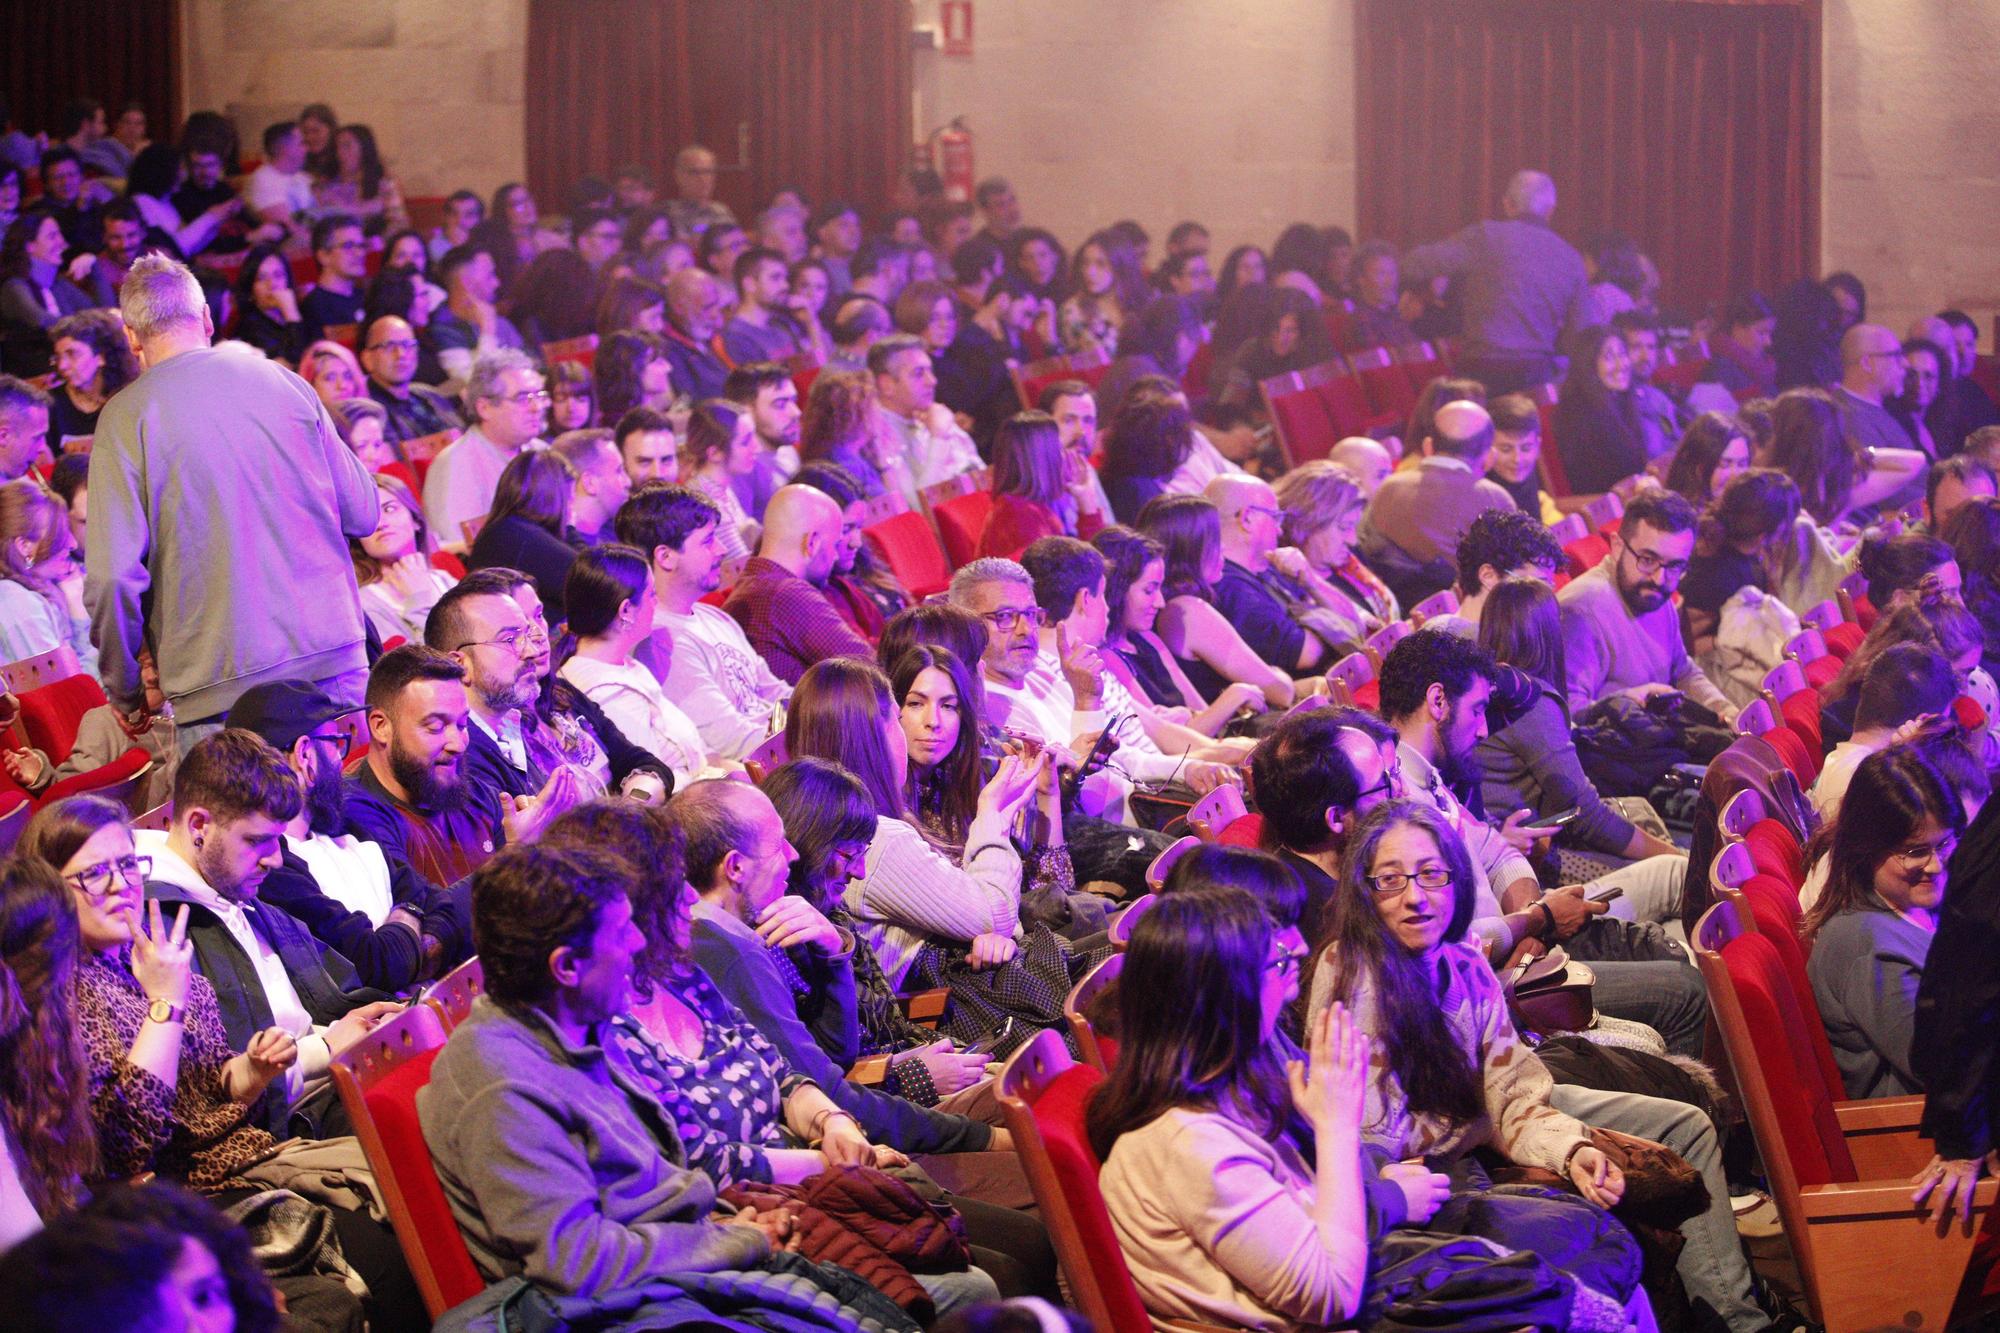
[
  {"x1": 1807, "y1": 901, "x2": 1931, "y2": 1100},
  {"x1": 1556, "y1": 559, "x2": 1734, "y2": 720},
  {"x1": 1475, "y1": 687, "x2": 1636, "y2": 855},
  {"x1": 85, "y1": 341, "x2": 378, "y2": 721},
  {"x1": 419, "y1": 995, "x2": 769, "y2": 1297}
]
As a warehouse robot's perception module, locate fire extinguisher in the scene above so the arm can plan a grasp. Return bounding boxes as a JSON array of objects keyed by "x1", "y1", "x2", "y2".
[{"x1": 932, "y1": 118, "x2": 974, "y2": 204}]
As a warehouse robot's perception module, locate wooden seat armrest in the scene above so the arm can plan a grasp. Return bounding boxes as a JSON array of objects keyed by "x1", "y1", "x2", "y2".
[
  {"x1": 846, "y1": 1054, "x2": 893, "y2": 1086},
  {"x1": 897, "y1": 988, "x2": 949, "y2": 1024},
  {"x1": 1834, "y1": 1095, "x2": 1925, "y2": 1134},
  {"x1": 1162, "y1": 1322, "x2": 1240, "y2": 1333},
  {"x1": 1799, "y1": 1176, "x2": 2000, "y2": 1221}
]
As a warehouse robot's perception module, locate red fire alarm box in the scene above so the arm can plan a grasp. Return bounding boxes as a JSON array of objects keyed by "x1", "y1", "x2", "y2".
[{"x1": 941, "y1": 1, "x2": 973, "y2": 57}]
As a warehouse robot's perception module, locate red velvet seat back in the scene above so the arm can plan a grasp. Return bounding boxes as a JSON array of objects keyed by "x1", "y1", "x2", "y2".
[
  {"x1": 1357, "y1": 364, "x2": 1416, "y2": 422},
  {"x1": 367, "y1": 1048, "x2": 486, "y2": 1312},
  {"x1": 1268, "y1": 387, "x2": 1338, "y2": 466},
  {"x1": 18, "y1": 673, "x2": 108, "y2": 762},
  {"x1": 1738, "y1": 877, "x2": 1844, "y2": 1098},
  {"x1": 1563, "y1": 533, "x2": 1611, "y2": 577},
  {"x1": 1744, "y1": 820, "x2": 1803, "y2": 887},
  {"x1": 934, "y1": 491, "x2": 994, "y2": 569},
  {"x1": 1720, "y1": 931, "x2": 1857, "y2": 1187},
  {"x1": 1760, "y1": 725, "x2": 1816, "y2": 789},
  {"x1": 1216, "y1": 812, "x2": 1265, "y2": 847},
  {"x1": 1029, "y1": 1065, "x2": 1153, "y2": 1333},
  {"x1": 1314, "y1": 375, "x2": 1379, "y2": 438},
  {"x1": 865, "y1": 511, "x2": 952, "y2": 600},
  {"x1": 1776, "y1": 690, "x2": 1823, "y2": 767},
  {"x1": 1824, "y1": 622, "x2": 1865, "y2": 659}
]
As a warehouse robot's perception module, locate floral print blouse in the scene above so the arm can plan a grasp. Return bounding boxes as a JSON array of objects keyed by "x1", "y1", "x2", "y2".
[
  {"x1": 76, "y1": 949, "x2": 278, "y2": 1190},
  {"x1": 607, "y1": 960, "x2": 815, "y2": 1191}
]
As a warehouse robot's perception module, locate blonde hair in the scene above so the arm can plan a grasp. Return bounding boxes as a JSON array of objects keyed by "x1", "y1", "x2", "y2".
[
  {"x1": 301, "y1": 340, "x2": 363, "y2": 390},
  {"x1": 0, "y1": 481, "x2": 73, "y2": 604},
  {"x1": 1275, "y1": 460, "x2": 1365, "y2": 549}
]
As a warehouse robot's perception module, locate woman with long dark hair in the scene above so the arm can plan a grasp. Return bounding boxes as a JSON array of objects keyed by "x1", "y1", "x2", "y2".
[
  {"x1": 681, "y1": 399, "x2": 760, "y2": 561},
  {"x1": 312, "y1": 123, "x2": 406, "y2": 234},
  {"x1": 228, "y1": 244, "x2": 307, "y2": 366},
  {"x1": 1761, "y1": 386, "x2": 1924, "y2": 527},
  {"x1": 1093, "y1": 881, "x2": 1635, "y2": 1331},
  {"x1": 1805, "y1": 747, "x2": 1967, "y2": 1100},
  {"x1": 1214, "y1": 285, "x2": 1336, "y2": 409},
  {"x1": 1772, "y1": 277, "x2": 1845, "y2": 391},
  {"x1": 1093, "y1": 524, "x2": 1269, "y2": 736},
  {"x1": 1058, "y1": 229, "x2": 1148, "y2": 360},
  {"x1": 1137, "y1": 494, "x2": 1298, "y2": 708},
  {"x1": 1006, "y1": 228, "x2": 1067, "y2": 307},
  {"x1": 978, "y1": 411, "x2": 1105, "y2": 557},
  {"x1": 1663, "y1": 411, "x2": 1752, "y2": 506},
  {"x1": 1100, "y1": 394, "x2": 1195, "y2": 522},
  {"x1": 762, "y1": 757, "x2": 992, "y2": 1103},
  {"x1": 1, "y1": 211, "x2": 98, "y2": 376},
  {"x1": 1475, "y1": 577, "x2": 1685, "y2": 871},
  {"x1": 466, "y1": 448, "x2": 579, "y2": 623},
  {"x1": 594, "y1": 329, "x2": 675, "y2": 425},
  {"x1": 1553, "y1": 325, "x2": 1650, "y2": 494}
]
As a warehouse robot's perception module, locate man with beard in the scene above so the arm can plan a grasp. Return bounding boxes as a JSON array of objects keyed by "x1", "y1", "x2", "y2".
[
  {"x1": 722, "y1": 361, "x2": 802, "y2": 522},
  {"x1": 343, "y1": 644, "x2": 569, "y2": 887},
  {"x1": 1377, "y1": 630, "x2": 1706, "y2": 1057},
  {"x1": 137, "y1": 730, "x2": 404, "y2": 1130},
  {"x1": 1556, "y1": 489, "x2": 1736, "y2": 722},
  {"x1": 621, "y1": 484, "x2": 792, "y2": 762},
  {"x1": 227, "y1": 678, "x2": 473, "y2": 992}
]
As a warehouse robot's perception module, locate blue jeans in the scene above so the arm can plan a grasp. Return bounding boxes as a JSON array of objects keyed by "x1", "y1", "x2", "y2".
[
  {"x1": 1586, "y1": 958, "x2": 1708, "y2": 1058},
  {"x1": 916, "y1": 1265, "x2": 1001, "y2": 1315},
  {"x1": 1549, "y1": 1084, "x2": 1766, "y2": 1333}
]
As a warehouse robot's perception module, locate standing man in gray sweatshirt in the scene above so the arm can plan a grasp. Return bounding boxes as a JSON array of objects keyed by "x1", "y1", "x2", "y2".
[{"x1": 87, "y1": 254, "x2": 380, "y2": 756}]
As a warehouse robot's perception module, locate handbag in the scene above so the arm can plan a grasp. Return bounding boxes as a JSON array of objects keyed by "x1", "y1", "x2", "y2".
[{"x1": 1503, "y1": 947, "x2": 1595, "y2": 1036}]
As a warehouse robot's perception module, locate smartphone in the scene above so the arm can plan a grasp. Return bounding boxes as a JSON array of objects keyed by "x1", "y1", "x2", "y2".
[
  {"x1": 965, "y1": 1018, "x2": 1016, "y2": 1057},
  {"x1": 1587, "y1": 885, "x2": 1626, "y2": 904},
  {"x1": 1062, "y1": 714, "x2": 1126, "y2": 802},
  {"x1": 1538, "y1": 807, "x2": 1583, "y2": 829}
]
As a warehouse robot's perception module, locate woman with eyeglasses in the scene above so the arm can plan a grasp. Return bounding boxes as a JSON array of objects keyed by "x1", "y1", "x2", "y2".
[
  {"x1": 13, "y1": 795, "x2": 431, "y2": 1329},
  {"x1": 1806, "y1": 747, "x2": 1969, "y2": 1102},
  {"x1": 1093, "y1": 882, "x2": 1635, "y2": 1332}
]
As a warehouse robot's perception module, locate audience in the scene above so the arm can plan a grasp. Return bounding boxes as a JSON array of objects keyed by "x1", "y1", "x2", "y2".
[{"x1": 2, "y1": 93, "x2": 1992, "y2": 1330}]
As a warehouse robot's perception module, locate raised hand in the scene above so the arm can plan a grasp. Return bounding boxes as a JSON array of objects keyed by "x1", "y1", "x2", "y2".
[
  {"x1": 977, "y1": 751, "x2": 1046, "y2": 823},
  {"x1": 1055, "y1": 621, "x2": 1104, "y2": 707},
  {"x1": 1288, "y1": 1001, "x2": 1370, "y2": 1136},
  {"x1": 128, "y1": 900, "x2": 193, "y2": 1008}
]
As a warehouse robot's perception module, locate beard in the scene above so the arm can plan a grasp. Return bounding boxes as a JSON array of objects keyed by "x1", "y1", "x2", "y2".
[
  {"x1": 476, "y1": 665, "x2": 540, "y2": 715},
  {"x1": 1617, "y1": 572, "x2": 1669, "y2": 614},
  {"x1": 1436, "y1": 701, "x2": 1484, "y2": 793},
  {"x1": 193, "y1": 835, "x2": 259, "y2": 902},
  {"x1": 388, "y1": 737, "x2": 467, "y2": 812},
  {"x1": 305, "y1": 758, "x2": 346, "y2": 836}
]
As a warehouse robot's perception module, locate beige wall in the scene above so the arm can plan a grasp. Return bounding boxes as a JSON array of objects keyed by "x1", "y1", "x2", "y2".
[
  {"x1": 910, "y1": 0, "x2": 1359, "y2": 262},
  {"x1": 1821, "y1": 0, "x2": 2000, "y2": 347},
  {"x1": 174, "y1": 0, "x2": 1999, "y2": 349},
  {"x1": 178, "y1": 0, "x2": 526, "y2": 202}
]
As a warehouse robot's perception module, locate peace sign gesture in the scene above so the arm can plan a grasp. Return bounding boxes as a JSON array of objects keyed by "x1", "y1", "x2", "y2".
[{"x1": 126, "y1": 899, "x2": 193, "y2": 1008}]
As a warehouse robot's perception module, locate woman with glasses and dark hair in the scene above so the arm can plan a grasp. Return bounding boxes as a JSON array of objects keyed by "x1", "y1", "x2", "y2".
[
  {"x1": 1806, "y1": 746, "x2": 1969, "y2": 1101},
  {"x1": 11, "y1": 796, "x2": 428, "y2": 1329}
]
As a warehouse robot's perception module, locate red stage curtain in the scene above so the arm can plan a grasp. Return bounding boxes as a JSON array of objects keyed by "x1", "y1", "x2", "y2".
[
  {"x1": 526, "y1": 0, "x2": 912, "y2": 224},
  {"x1": 1355, "y1": 0, "x2": 1820, "y2": 317},
  {"x1": 0, "y1": 0, "x2": 180, "y2": 149}
]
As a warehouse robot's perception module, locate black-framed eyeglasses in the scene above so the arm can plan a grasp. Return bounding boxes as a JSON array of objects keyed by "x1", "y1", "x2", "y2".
[
  {"x1": 1624, "y1": 547, "x2": 1690, "y2": 578},
  {"x1": 306, "y1": 723, "x2": 354, "y2": 751},
  {"x1": 1354, "y1": 774, "x2": 1397, "y2": 803},
  {"x1": 65, "y1": 854, "x2": 152, "y2": 899},
  {"x1": 1243, "y1": 504, "x2": 1287, "y2": 525},
  {"x1": 1367, "y1": 866, "x2": 1453, "y2": 899},
  {"x1": 982, "y1": 606, "x2": 1046, "y2": 634},
  {"x1": 366, "y1": 339, "x2": 420, "y2": 355}
]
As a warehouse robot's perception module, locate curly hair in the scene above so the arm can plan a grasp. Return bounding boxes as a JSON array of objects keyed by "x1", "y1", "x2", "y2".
[
  {"x1": 49, "y1": 308, "x2": 140, "y2": 396},
  {"x1": 0, "y1": 855, "x2": 99, "y2": 1214},
  {"x1": 540, "y1": 799, "x2": 690, "y2": 1000},
  {"x1": 801, "y1": 369, "x2": 876, "y2": 461}
]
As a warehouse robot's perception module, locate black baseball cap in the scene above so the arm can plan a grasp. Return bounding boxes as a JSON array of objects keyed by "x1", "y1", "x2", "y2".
[{"x1": 225, "y1": 680, "x2": 356, "y2": 753}]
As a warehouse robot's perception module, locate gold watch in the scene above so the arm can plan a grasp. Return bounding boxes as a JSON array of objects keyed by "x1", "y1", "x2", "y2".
[{"x1": 146, "y1": 998, "x2": 185, "y2": 1026}]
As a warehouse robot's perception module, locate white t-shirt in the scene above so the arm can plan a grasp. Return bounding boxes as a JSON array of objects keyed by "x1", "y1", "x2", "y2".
[
  {"x1": 245, "y1": 164, "x2": 315, "y2": 221},
  {"x1": 560, "y1": 654, "x2": 710, "y2": 788},
  {"x1": 285, "y1": 831, "x2": 396, "y2": 927},
  {"x1": 649, "y1": 602, "x2": 789, "y2": 760}
]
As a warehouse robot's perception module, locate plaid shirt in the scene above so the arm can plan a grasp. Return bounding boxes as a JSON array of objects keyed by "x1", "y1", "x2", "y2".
[{"x1": 721, "y1": 557, "x2": 872, "y2": 686}]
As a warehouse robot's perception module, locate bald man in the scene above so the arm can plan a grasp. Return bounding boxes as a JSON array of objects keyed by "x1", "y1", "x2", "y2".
[
  {"x1": 1206, "y1": 474, "x2": 1343, "y2": 673},
  {"x1": 1402, "y1": 169, "x2": 1589, "y2": 393},
  {"x1": 662, "y1": 268, "x2": 731, "y2": 401},
  {"x1": 666, "y1": 143, "x2": 737, "y2": 240},
  {"x1": 1838, "y1": 322, "x2": 1927, "y2": 475},
  {"x1": 1329, "y1": 436, "x2": 1396, "y2": 497},
  {"x1": 721, "y1": 484, "x2": 871, "y2": 684},
  {"x1": 1357, "y1": 399, "x2": 1515, "y2": 605}
]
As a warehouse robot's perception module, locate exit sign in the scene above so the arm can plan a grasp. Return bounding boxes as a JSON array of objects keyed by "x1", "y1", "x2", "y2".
[{"x1": 941, "y1": 1, "x2": 973, "y2": 56}]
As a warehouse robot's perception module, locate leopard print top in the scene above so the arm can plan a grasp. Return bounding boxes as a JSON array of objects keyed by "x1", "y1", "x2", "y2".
[{"x1": 77, "y1": 949, "x2": 279, "y2": 1190}]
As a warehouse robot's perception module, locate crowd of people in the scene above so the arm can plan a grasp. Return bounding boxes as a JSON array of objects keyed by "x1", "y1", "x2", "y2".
[{"x1": 0, "y1": 94, "x2": 1995, "y2": 1333}]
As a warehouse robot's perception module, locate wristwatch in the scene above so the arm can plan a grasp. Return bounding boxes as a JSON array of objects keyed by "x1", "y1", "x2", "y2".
[{"x1": 145, "y1": 998, "x2": 185, "y2": 1026}]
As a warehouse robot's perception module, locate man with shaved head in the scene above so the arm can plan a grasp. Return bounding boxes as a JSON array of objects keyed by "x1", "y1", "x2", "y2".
[
  {"x1": 1402, "y1": 169, "x2": 1589, "y2": 393},
  {"x1": 1358, "y1": 398, "x2": 1515, "y2": 605},
  {"x1": 1207, "y1": 474, "x2": 1347, "y2": 672},
  {"x1": 1839, "y1": 323, "x2": 1919, "y2": 457},
  {"x1": 662, "y1": 268, "x2": 731, "y2": 402},
  {"x1": 1328, "y1": 435, "x2": 1395, "y2": 498},
  {"x1": 722, "y1": 484, "x2": 871, "y2": 683}
]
